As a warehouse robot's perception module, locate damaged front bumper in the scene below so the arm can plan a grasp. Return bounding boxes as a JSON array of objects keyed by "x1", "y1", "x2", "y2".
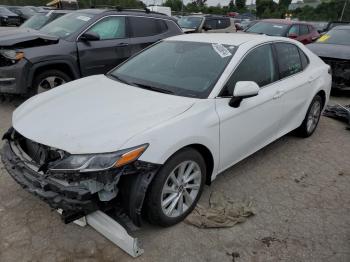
[
  {"x1": 321, "y1": 57, "x2": 350, "y2": 90},
  {"x1": 1, "y1": 129, "x2": 160, "y2": 226}
]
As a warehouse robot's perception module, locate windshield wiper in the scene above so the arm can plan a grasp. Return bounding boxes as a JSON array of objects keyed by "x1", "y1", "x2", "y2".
[
  {"x1": 108, "y1": 74, "x2": 133, "y2": 85},
  {"x1": 131, "y1": 82, "x2": 174, "y2": 94}
]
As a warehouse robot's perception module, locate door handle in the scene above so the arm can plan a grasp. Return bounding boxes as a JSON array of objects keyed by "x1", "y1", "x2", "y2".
[
  {"x1": 116, "y1": 43, "x2": 129, "y2": 47},
  {"x1": 273, "y1": 90, "x2": 285, "y2": 99},
  {"x1": 308, "y1": 76, "x2": 317, "y2": 83}
]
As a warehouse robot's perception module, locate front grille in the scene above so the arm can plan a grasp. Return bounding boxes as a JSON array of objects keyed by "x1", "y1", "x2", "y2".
[
  {"x1": 321, "y1": 57, "x2": 350, "y2": 88},
  {"x1": 15, "y1": 132, "x2": 62, "y2": 166},
  {"x1": 0, "y1": 54, "x2": 14, "y2": 67},
  {"x1": 7, "y1": 16, "x2": 19, "y2": 25}
]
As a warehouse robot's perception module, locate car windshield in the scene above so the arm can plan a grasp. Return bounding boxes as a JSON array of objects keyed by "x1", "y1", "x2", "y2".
[
  {"x1": 40, "y1": 12, "x2": 93, "y2": 38},
  {"x1": 178, "y1": 16, "x2": 203, "y2": 29},
  {"x1": 317, "y1": 29, "x2": 350, "y2": 45},
  {"x1": 0, "y1": 7, "x2": 16, "y2": 15},
  {"x1": 21, "y1": 13, "x2": 52, "y2": 30},
  {"x1": 19, "y1": 7, "x2": 36, "y2": 16},
  {"x1": 246, "y1": 21, "x2": 289, "y2": 36},
  {"x1": 109, "y1": 41, "x2": 236, "y2": 98}
]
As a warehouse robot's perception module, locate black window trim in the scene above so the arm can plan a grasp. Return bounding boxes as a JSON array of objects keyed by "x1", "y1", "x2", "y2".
[
  {"x1": 217, "y1": 42, "x2": 279, "y2": 97},
  {"x1": 76, "y1": 14, "x2": 177, "y2": 41}
]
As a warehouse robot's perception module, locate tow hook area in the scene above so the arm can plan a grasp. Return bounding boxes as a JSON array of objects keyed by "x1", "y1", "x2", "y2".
[{"x1": 58, "y1": 209, "x2": 144, "y2": 257}]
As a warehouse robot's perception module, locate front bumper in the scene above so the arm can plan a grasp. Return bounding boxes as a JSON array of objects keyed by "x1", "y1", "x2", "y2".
[
  {"x1": 1, "y1": 130, "x2": 161, "y2": 225},
  {"x1": 1, "y1": 141, "x2": 99, "y2": 222},
  {"x1": 0, "y1": 59, "x2": 31, "y2": 95}
]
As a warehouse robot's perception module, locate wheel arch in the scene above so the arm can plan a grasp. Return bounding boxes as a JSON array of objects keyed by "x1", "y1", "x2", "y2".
[
  {"x1": 167, "y1": 143, "x2": 215, "y2": 186},
  {"x1": 27, "y1": 61, "x2": 80, "y2": 89},
  {"x1": 316, "y1": 89, "x2": 326, "y2": 109}
]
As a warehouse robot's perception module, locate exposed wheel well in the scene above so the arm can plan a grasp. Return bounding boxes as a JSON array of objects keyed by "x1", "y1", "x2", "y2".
[
  {"x1": 32, "y1": 64, "x2": 76, "y2": 83},
  {"x1": 316, "y1": 90, "x2": 326, "y2": 109},
  {"x1": 182, "y1": 144, "x2": 214, "y2": 185}
]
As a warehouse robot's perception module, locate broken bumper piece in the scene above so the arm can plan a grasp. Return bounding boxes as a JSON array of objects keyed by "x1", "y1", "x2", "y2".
[{"x1": 1, "y1": 141, "x2": 99, "y2": 223}]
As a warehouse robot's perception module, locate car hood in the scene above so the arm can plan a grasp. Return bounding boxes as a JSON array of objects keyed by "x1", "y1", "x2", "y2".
[
  {"x1": 307, "y1": 43, "x2": 350, "y2": 60},
  {"x1": 13, "y1": 75, "x2": 195, "y2": 154},
  {"x1": 0, "y1": 28, "x2": 58, "y2": 47}
]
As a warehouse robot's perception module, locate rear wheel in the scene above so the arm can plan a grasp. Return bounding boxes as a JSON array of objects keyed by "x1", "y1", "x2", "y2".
[
  {"x1": 295, "y1": 94, "x2": 323, "y2": 137},
  {"x1": 30, "y1": 70, "x2": 71, "y2": 96},
  {"x1": 145, "y1": 148, "x2": 206, "y2": 227}
]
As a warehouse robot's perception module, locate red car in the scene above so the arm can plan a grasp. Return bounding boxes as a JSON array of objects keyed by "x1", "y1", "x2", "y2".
[{"x1": 245, "y1": 19, "x2": 320, "y2": 44}]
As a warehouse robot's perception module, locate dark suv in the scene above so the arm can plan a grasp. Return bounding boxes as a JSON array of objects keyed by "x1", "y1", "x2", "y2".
[{"x1": 0, "y1": 9, "x2": 182, "y2": 96}]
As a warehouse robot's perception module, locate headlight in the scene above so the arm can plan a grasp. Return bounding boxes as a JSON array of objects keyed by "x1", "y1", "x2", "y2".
[
  {"x1": 0, "y1": 50, "x2": 24, "y2": 61},
  {"x1": 49, "y1": 144, "x2": 148, "y2": 173}
]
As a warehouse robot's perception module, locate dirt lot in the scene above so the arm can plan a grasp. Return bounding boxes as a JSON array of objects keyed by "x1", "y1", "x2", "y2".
[{"x1": 0, "y1": 94, "x2": 349, "y2": 262}]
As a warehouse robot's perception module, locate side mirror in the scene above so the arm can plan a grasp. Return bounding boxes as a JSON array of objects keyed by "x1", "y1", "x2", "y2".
[
  {"x1": 229, "y1": 81, "x2": 259, "y2": 108},
  {"x1": 80, "y1": 31, "x2": 100, "y2": 41},
  {"x1": 203, "y1": 25, "x2": 212, "y2": 31},
  {"x1": 288, "y1": 33, "x2": 298, "y2": 39}
]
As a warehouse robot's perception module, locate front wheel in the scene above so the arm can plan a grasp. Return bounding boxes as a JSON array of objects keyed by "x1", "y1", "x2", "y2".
[
  {"x1": 295, "y1": 94, "x2": 323, "y2": 137},
  {"x1": 29, "y1": 70, "x2": 72, "y2": 97},
  {"x1": 145, "y1": 148, "x2": 206, "y2": 227}
]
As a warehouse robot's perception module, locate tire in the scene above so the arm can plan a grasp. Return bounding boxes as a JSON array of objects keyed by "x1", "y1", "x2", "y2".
[
  {"x1": 145, "y1": 148, "x2": 206, "y2": 227},
  {"x1": 29, "y1": 70, "x2": 72, "y2": 97},
  {"x1": 295, "y1": 94, "x2": 323, "y2": 138}
]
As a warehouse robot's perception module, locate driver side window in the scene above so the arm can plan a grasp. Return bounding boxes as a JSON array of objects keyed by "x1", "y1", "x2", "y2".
[
  {"x1": 87, "y1": 16, "x2": 126, "y2": 40},
  {"x1": 288, "y1": 25, "x2": 299, "y2": 36},
  {"x1": 221, "y1": 44, "x2": 278, "y2": 96}
]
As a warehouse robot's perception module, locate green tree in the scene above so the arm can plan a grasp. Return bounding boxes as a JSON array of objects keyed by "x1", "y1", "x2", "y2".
[
  {"x1": 235, "y1": 0, "x2": 246, "y2": 10},
  {"x1": 163, "y1": 0, "x2": 183, "y2": 12},
  {"x1": 256, "y1": 0, "x2": 278, "y2": 18}
]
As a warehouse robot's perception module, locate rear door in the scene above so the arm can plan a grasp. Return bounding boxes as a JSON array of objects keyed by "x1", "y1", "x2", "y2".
[
  {"x1": 272, "y1": 42, "x2": 313, "y2": 134},
  {"x1": 77, "y1": 15, "x2": 131, "y2": 76},
  {"x1": 128, "y1": 16, "x2": 169, "y2": 55}
]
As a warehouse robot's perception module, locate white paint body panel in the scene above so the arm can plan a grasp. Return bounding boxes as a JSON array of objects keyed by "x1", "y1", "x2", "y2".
[{"x1": 12, "y1": 34, "x2": 331, "y2": 181}]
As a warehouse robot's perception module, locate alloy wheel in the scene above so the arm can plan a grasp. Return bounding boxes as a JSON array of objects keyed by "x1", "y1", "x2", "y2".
[
  {"x1": 161, "y1": 160, "x2": 202, "y2": 218},
  {"x1": 306, "y1": 100, "x2": 321, "y2": 134},
  {"x1": 37, "y1": 76, "x2": 66, "y2": 93}
]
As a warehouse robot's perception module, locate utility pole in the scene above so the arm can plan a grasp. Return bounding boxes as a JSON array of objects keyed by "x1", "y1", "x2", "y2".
[
  {"x1": 181, "y1": 0, "x2": 184, "y2": 15},
  {"x1": 340, "y1": 0, "x2": 348, "y2": 21}
]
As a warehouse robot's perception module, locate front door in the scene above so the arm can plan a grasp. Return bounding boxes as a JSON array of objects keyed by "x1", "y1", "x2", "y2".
[
  {"x1": 215, "y1": 44, "x2": 283, "y2": 172},
  {"x1": 77, "y1": 16, "x2": 131, "y2": 77}
]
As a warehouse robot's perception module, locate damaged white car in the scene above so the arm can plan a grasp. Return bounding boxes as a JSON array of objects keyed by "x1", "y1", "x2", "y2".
[{"x1": 2, "y1": 34, "x2": 331, "y2": 227}]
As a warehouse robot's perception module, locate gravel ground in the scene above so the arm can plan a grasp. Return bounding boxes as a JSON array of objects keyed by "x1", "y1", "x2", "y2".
[{"x1": 0, "y1": 93, "x2": 350, "y2": 262}]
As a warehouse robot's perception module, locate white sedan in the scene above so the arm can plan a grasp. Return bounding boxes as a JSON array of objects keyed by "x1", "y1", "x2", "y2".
[{"x1": 2, "y1": 33, "x2": 331, "y2": 227}]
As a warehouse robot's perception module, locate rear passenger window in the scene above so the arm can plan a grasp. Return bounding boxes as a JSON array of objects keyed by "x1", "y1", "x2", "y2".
[
  {"x1": 299, "y1": 25, "x2": 309, "y2": 35},
  {"x1": 217, "y1": 18, "x2": 230, "y2": 29},
  {"x1": 299, "y1": 49, "x2": 309, "y2": 69},
  {"x1": 129, "y1": 17, "x2": 167, "y2": 37},
  {"x1": 275, "y1": 43, "x2": 303, "y2": 78},
  {"x1": 204, "y1": 19, "x2": 217, "y2": 29},
  {"x1": 222, "y1": 44, "x2": 278, "y2": 96}
]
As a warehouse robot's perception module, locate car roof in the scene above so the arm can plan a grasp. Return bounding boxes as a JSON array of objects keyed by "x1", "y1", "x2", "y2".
[
  {"x1": 77, "y1": 8, "x2": 175, "y2": 20},
  {"x1": 261, "y1": 19, "x2": 311, "y2": 25},
  {"x1": 332, "y1": 25, "x2": 350, "y2": 30},
  {"x1": 37, "y1": 9, "x2": 73, "y2": 14},
  {"x1": 166, "y1": 33, "x2": 280, "y2": 46}
]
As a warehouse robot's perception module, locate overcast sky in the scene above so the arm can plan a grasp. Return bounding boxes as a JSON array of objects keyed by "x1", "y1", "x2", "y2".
[{"x1": 143, "y1": 0, "x2": 300, "y2": 7}]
